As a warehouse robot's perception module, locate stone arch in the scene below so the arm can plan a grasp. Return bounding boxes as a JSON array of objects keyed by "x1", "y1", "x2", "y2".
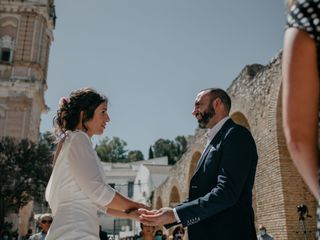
[
  {"x1": 156, "y1": 196, "x2": 163, "y2": 210},
  {"x1": 0, "y1": 16, "x2": 18, "y2": 64},
  {"x1": 0, "y1": 17, "x2": 18, "y2": 28},
  {"x1": 0, "y1": 16, "x2": 19, "y2": 38},
  {"x1": 230, "y1": 111, "x2": 250, "y2": 130},
  {"x1": 188, "y1": 151, "x2": 201, "y2": 184},
  {"x1": 169, "y1": 186, "x2": 180, "y2": 208}
]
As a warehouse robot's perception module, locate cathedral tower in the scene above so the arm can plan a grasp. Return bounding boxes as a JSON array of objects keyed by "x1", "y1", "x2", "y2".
[
  {"x1": 0, "y1": 0, "x2": 56, "y2": 142},
  {"x1": 0, "y1": 0, "x2": 56, "y2": 235}
]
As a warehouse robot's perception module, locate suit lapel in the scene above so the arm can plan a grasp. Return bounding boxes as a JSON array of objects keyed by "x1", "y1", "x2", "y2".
[
  {"x1": 194, "y1": 143, "x2": 211, "y2": 173},
  {"x1": 193, "y1": 119, "x2": 234, "y2": 174}
]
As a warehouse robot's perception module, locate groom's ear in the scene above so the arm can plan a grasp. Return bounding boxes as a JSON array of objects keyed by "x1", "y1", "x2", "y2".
[{"x1": 212, "y1": 98, "x2": 222, "y2": 111}]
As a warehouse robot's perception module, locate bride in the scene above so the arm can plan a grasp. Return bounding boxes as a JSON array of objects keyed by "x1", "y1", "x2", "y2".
[{"x1": 45, "y1": 87, "x2": 146, "y2": 240}]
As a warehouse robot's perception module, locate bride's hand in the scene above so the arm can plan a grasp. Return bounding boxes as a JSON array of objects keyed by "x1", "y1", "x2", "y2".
[
  {"x1": 124, "y1": 203, "x2": 150, "y2": 221},
  {"x1": 125, "y1": 208, "x2": 140, "y2": 221}
]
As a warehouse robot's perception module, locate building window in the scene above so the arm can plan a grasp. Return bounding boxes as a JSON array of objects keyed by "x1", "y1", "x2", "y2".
[
  {"x1": 0, "y1": 48, "x2": 12, "y2": 63},
  {"x1": 128, "y1": 181, "x2": 134, "y2": 198}
]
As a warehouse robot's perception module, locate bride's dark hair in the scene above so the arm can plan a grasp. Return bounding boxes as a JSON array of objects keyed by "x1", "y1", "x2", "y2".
[{"x1": 53, "y1": 87, "x2": 108, "y2": 138}]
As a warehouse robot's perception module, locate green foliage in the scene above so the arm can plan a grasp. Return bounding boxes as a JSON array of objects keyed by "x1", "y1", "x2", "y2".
[
  {"x1": 0, "y1": 133, "x2": 54, "y2": 229},
  {"x1": 95, "y1": 136, "x2": 144, "y2": 162},
  {"x1": 153, "y1": 138, "x2": 175, "y2": 164},
  {"x1": 174, "y1": 135, "x2": 187, "y2": 158},
  {"x1": 127, "y1": 150, "x2": 144, "y2": 162},
  {"x1": 40, "y1": 131, "x2": 56, "y2": 152},
  {"x1": 148, "y1": 146, "x2": 154, "y2": 159},
  {"x1": 95, "y1": 135, "x2": 187, "y2": 164},
  {"x1": 151, "y1": 135, "x2": 187, "y2": 165}
]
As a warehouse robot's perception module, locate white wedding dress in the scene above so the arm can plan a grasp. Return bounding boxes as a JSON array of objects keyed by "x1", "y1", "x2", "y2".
[{"x1": 45, "y1": 130, "x2": 115, "y2": 240}]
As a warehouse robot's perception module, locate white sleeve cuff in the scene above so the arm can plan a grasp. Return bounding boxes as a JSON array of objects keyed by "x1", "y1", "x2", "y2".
[{"x1": 173, "y1": 208, "x2": 181, "y2": 223}]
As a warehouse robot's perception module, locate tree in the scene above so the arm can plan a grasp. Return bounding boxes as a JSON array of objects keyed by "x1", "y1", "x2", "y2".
[
  {"x1": 153, "y1": 139, "x2": 177, "y2": 165},
  {"x1": 174, "y1": 135, "x2": 187, "y2": 160},
  {"x1": 95, "y1": 137, "x2": 128, "y2": 162},
  {"x1": 0, "y1": 134, "x2": 53, "y2": 229},
  {"x1": 127, "y1": 150, "x2": 144, "y2": 162},
  {"x1": 152, "y1": 136, "x2": 187, "y2": 165},
  {"x1": 148, "y1": 146, "x2": 154, "y2": 159},
  {"x1": 40, "y1": 131, "x2": 56, "y2": 152}
]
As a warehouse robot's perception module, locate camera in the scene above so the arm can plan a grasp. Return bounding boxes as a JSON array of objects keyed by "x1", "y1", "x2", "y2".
[
  {"x1": 296, "y1": 204, "x2": 311, "y2": 220},
  {"x1": 297, "y1": 204, "x2": 308, "y2": 215}
]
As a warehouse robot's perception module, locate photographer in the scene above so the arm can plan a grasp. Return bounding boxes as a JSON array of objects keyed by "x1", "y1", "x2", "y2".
[
  {"x1": 257, "y1": 225, "x2": 273, "y2": 240},
  {"x1": 297, "y1": 204, "x2": 310, "y2": 220}
]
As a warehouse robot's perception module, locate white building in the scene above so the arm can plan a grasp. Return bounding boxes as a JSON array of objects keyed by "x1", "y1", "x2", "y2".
[
  {"x1": 133, "y1": 157, "x2": 171, "y2": 205},
  {"x1": 99, "y1": 157, "x2": 170, "y2": 239}
]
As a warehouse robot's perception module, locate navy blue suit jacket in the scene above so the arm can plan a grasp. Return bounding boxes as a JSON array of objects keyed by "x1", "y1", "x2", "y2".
[{"x1": 174, "y1": 119, "x2": 258, "y2": 240}]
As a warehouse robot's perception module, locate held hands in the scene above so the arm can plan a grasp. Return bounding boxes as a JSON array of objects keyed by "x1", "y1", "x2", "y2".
[
  {"x1": 123, "y1": 208, "x2": 141, "y2": 221},
  {"x1": 123, "y1": 202, "x2": 150, "y2": 221},
  {"x1": 108, "y1": 203, "x2": 150, "y2": 221},
  {"x1": 122, "y1": 203, "x2": 177, "y2": 227},
  {"x1": 137, "y1": 207, "x2": 176, "y2": 226}
]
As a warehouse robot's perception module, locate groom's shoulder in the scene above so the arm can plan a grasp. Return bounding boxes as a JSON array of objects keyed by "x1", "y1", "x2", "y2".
[{"x1": 223, "y1": 121, "x2": 254, "y2": 143}]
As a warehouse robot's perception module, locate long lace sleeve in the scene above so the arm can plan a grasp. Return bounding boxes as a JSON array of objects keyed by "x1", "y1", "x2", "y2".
[{"x1": 67, "y1": 131, "x2": 115, "y2": 207}]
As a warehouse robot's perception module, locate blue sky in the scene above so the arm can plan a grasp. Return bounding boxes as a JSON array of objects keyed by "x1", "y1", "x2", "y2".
[{"x1": 41, "y1": 0, "x2": 287, "y2": 158}]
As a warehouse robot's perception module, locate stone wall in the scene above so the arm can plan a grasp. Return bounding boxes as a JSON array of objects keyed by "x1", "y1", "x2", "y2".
[{"x1": 153, "y1": 53, "x2": 317, "y2": 239}]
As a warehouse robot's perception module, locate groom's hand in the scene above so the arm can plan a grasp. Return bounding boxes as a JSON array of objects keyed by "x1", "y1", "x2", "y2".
[{"x1": 138, "y1": 207, "x2": 176, "y2": 226}]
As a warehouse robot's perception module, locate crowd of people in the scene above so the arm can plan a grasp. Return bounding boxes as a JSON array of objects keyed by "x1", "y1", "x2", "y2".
[
  {"x1": 1, "y1": 221, "x2": 274, "y2": 240},
  {"x1": 117, "y1": 225, "x2": 183, "y2": 240}
]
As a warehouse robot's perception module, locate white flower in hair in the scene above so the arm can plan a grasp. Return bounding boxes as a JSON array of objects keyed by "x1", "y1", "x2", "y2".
[{"x1": 58, "y1": 97, "x2": 70, "y2": 108}]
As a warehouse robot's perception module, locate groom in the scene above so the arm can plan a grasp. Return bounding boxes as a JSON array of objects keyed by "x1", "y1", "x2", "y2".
[{"x1": 139, "y1": 88, "x2": 258, "y2": 239}]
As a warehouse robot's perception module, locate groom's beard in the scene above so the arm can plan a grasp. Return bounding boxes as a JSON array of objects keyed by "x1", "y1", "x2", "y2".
[{"x1": 197, "y1": 107, "x2": 215, "y2": 129}]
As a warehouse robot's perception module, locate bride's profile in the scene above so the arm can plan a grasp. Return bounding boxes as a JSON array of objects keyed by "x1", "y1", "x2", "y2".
[{"x1": 45, "y1": 87, "x2": 146, "y2": 240}]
